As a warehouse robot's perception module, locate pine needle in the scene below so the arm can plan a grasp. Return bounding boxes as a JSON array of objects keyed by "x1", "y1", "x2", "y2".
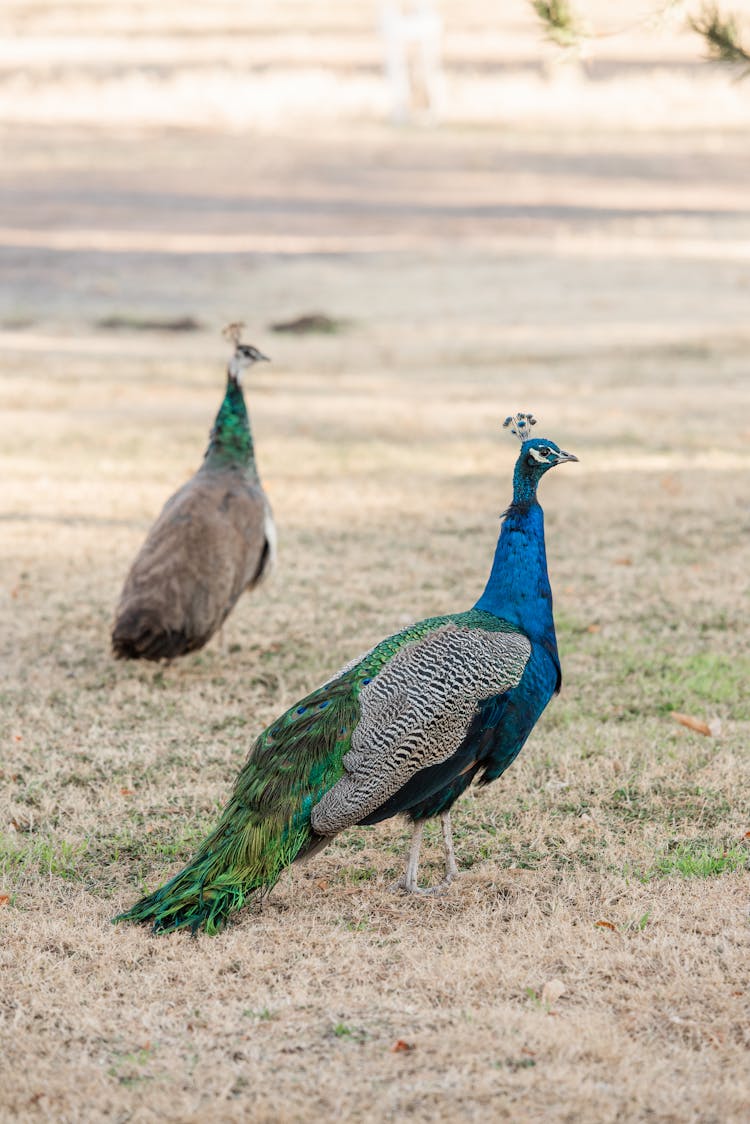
[
  {"x1": 691, "y1": 3, "x2": 750, "y2": 76},
  {"x1": 530, "y1": 1, "x2": 584, "y2": 49}
]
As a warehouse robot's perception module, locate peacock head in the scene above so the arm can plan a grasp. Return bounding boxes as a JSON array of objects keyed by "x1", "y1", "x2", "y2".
[
  {"x1": 504, "y1": 413, "x2": 578, "y2": 499},
  {"x1": 223, "y1": 322, "x2": 270, "y2": 384}
]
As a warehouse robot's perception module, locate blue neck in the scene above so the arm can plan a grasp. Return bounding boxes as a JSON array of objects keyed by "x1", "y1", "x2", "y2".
[{"x1": 473, "y1": 464, "x2": 557, "y2": 650}]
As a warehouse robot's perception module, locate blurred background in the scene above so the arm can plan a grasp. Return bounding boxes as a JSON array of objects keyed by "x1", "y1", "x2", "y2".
[{"x1": 1, "y1": 0, "x2": 750, "y2": 342}]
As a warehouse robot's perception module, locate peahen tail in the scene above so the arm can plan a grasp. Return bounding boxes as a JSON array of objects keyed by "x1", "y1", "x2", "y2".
[
  {"x1": 114, "y1": 674, "x2": 356, "y2": 934},
  {"x1": 112, "y1": 605, "x2": 194, "y2": 661}
]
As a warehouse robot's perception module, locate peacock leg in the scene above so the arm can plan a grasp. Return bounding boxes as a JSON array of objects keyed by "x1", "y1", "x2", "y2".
[
  {"x1": 393, "y1": 813, "x2": 458, "y2": 895},
  {"x1": 392, "y1": 821, "x2": 424, "y2": 892},
  {"x1": 439, "y1": 811, "x2": 459, "y2": 885}
]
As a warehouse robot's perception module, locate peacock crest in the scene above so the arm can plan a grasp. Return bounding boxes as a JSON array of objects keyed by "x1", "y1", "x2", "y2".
[{"x1": 503, "y1": 412, "x2": 537, "y2": 442}]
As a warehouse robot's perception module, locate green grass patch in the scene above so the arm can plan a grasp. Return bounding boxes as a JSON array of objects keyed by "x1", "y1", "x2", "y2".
[
  {"x1": 331, "y1": 1022, "x2": 368, "y2": 1043},
  {"x1": 614, "y1": 651, "x2": 750, "y2": 719},
  {"x1": 639, "y1": 841, "x2": 748, "y2": 881},
  {"x1": 604, "y1": 781, "x2": 732, "y2": 829},
  {"x1": 0, "y1": 832, "x2": 89, "y2": 880},
  {"x1": 338, "y1": 865, "x2": 378, "y2": 883},
  {"x1": 0, "y1": 819, "x2": 212, "y2": 891}
]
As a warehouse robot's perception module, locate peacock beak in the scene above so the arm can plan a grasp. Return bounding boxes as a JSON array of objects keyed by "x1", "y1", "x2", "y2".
[
  {"x1": 556, "y1": 450, "x2": 578, "y2": 463},
  {"x1": 256, "y1": 352, "x2": 271, "y2": 362}
]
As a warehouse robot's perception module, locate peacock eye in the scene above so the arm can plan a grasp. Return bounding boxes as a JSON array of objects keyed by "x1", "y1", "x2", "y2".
[{"x1": 538, "y1": 446, "x2": 550, "y2": 457}]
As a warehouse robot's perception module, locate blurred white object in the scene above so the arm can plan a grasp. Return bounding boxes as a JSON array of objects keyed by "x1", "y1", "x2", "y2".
[{"x1": 380, "y1": 2, "x2": 444, "y2": 124}]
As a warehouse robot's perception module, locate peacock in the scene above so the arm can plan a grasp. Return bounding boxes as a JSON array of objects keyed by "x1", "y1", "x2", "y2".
[
  {"x1": 112, "y1": 325, "x2": 276, "y2": 661},
  {"x1": 115, "y1": 413, "x2": 577, "y2": 933}
]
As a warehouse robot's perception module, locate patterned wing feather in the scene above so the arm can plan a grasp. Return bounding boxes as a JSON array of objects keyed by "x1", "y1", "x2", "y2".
[{"x1": 310, "y1": 624, "x2": 531, "y2": 835}]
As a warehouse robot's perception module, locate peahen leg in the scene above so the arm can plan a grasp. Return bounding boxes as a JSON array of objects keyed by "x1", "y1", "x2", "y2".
[{"x1": 393, "y1": 812, "x2": 458, "y2": 895}]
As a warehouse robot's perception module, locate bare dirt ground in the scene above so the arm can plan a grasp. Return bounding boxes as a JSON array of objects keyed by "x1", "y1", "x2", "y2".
[{"x1": 1, "y1": 3, "x2": 750, "y2": 1121}]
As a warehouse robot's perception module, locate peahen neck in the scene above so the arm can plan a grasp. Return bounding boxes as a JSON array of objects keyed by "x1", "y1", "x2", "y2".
[
  {"x1": 473, "y1": 460, "x2": 557, "y2": 650},
  {"x1": 203, "y1": 377, "x2": 258, "y2": 478}
]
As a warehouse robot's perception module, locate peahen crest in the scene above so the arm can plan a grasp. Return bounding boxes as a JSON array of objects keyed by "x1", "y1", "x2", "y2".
[
  {"x1": 503, "y1": 412, "x2": 537, "y2": 441},
  {"x1": 222, "y1": 321, "x2": 245, "y2": 346}
]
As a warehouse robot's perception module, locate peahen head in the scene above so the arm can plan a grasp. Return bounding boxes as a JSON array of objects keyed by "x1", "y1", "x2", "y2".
[
  {"x1": 504, "y1": 413, "x2": 578, "y2": 506},
  {"x1": 228, "y1": 343, "x2": 270, "y2": 384},
  {"x1": 203, "y1": 325, "x2": 269, "y2": 472},
  {"x1": 223, "y1": 322, "x2": 270, "y2": 384}
]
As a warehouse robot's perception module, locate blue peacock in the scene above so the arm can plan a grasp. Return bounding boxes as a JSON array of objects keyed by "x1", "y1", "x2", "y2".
[{"x1": 116, "y1": 412, "x2": 577, "y2": 933}]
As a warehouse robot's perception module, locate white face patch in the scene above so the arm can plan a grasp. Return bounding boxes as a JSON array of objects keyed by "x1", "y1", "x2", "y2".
[
  {"x1": 229, "y1": 347, "x2": 266, "y2": 382},
  {"x1": 528, "y1": 447, "x2": 548, "y2": 464}
]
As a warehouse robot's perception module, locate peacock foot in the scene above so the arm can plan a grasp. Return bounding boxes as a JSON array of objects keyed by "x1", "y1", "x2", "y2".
[
  {"x1": 391, "y1": 811, "x2": 459, "y2": 895},
  {"x1": 391, "y1": 870, "x2": 458, "y2": 896}
]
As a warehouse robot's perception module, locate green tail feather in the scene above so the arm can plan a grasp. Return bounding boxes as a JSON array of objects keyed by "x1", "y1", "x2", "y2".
[{"x1": 114, "y1": 674, "x2": 359, "y2": 934}]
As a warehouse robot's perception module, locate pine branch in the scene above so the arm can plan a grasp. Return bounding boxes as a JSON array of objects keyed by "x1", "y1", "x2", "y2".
[
  {"x1": 530, "y1": 1, "x2": 584, "y2": 49},
  {"x1": 691, "y1": 4, "x2": 750, "y2": 74}
]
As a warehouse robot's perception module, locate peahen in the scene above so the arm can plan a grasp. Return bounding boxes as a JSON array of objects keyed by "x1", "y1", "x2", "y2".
[
  {"x1": 116, "y1": 413, "x2": 577, "y2": 933},
  {"x1": 111, "y1": 325, "x2": 275, "y2": 661}
]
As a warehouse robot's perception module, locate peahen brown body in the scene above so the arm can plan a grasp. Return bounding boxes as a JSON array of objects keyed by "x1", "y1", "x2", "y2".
[{"x1": 112, "y1": 340, "x2": 275, "y2": 661}]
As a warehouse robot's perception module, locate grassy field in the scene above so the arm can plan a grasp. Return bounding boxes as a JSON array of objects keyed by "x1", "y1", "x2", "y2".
[{"x1": 2, "y1": 4, "x2": 750, "y2": 1121}]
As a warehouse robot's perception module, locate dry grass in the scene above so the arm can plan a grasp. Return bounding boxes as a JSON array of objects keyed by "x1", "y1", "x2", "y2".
[
  {"x1": 2, "y1": 5, "x2": 750, "y2": 1119},
  {"x1": 2, "y1": 315, "x2": 749, "y2": 1120}
]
